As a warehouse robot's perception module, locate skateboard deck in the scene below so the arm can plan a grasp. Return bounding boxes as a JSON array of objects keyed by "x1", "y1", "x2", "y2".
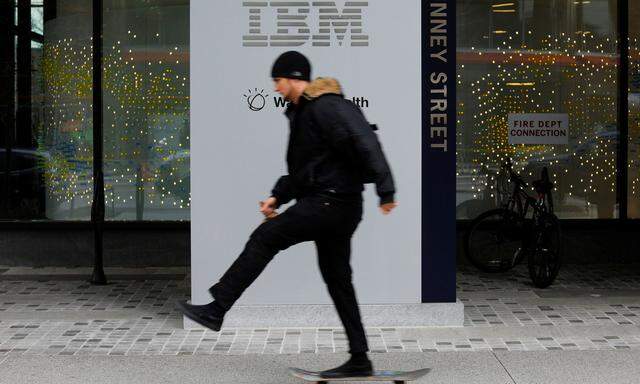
[{"x1": 289, "y1": 367, "x2": 431, "y2": 383}]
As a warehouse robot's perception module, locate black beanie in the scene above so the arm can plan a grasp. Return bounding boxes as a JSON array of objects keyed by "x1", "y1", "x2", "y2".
[{"x1": 271, "y1": 51, "x2": 311, "y2": 81}]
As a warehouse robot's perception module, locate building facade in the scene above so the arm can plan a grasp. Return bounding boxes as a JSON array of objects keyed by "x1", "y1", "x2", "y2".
[{"x1": 1, "y1": 0, "x2": 639, "y2": 268}]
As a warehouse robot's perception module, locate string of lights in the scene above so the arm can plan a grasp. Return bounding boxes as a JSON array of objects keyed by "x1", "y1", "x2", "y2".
[
  {"x1": 40, "y1": 31, "x2": 190, "y2": 217},
  {"x1": 457, "y1": 30, "x2": 639, "y2": 218}
]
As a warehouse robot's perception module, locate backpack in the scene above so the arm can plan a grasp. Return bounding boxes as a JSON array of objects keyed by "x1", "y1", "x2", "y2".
[{"x1": 309, "y1": 98, "x2": 381, "y2": 184}]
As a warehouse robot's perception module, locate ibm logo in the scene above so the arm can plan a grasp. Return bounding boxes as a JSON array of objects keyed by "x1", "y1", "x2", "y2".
[{"x1": 242, "y1": 1, "x2": 370, "y2": 47}]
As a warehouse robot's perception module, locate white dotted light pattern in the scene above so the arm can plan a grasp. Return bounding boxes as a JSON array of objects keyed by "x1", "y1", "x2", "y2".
[
  {"x1": 40, "y1": 31, "x2": 189, "y2": 219},
  {"x1": 457, "y1": 30, "x2": 639, "y2": 218}
]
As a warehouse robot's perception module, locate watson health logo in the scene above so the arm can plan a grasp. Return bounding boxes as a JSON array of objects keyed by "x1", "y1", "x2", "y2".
[
  {"x1": 244, "y1": 88, "x2": 269, "y2": 111},
  {"x1": 244, "y1": 89, "x2": 370, "y2": 111},
  {"x1": 242, "y1": 1, "x2": 370, "y2": 47}
]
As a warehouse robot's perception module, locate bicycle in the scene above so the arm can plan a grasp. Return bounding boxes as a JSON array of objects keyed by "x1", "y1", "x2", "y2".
[{"x1": 464, "y1": 160, "x2": 562, "y2": 288}]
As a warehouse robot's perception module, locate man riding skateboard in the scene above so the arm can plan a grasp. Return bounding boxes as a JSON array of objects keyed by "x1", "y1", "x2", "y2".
[{"x1": 177, "y1": 51, "x2": 397, "y2": 378}]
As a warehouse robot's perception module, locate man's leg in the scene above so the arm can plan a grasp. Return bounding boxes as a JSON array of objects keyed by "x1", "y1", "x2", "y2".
[
  {"x1": 209, "y1": 201, "x2": 314, "y2": 311},
  {"x1": 315, "y1": 236, "x2": 369, "y2": 354},
  {"x1": 178, "y1": 200, "x2": 317, "y2": 331}
]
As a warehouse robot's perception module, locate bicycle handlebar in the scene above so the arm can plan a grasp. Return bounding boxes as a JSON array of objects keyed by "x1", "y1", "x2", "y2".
[{"x1": 502, "y1": 161, "x2": 527, "y2": 188}]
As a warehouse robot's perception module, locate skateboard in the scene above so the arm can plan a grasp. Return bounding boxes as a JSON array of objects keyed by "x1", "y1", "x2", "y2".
[{"x1": 288, "y1": 367, "x2": 431, "y2": 383}]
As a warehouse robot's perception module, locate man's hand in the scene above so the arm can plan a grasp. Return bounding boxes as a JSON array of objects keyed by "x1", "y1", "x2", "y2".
[
  {"x1": 379, "y1": 201, "x2": 398, "y2": 215},
  {"x1": 259, "y1": 197, "x2": 279, "y2": 220}
]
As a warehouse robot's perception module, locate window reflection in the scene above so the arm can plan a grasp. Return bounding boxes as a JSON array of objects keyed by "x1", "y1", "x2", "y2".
[
  {"x1": 457, "y1": 0, "x2": 620, "y2": 219},
  {"x1": 103, "y1": 0, "x2": 189, "y2": 220}
]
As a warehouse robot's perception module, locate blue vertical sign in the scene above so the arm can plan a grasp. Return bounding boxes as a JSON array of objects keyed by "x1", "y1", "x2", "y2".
[{"x1": 422, "y1": 1, "x2": 456, "y2": 303}]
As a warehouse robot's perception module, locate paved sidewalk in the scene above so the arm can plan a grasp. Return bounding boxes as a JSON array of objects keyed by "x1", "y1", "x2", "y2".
[
  {"x1": 1, "y1": 350, "x2": 639, "y2": 384},
  {"x1": 0, "y1": 263, "x2": 639, "y2": 383}
]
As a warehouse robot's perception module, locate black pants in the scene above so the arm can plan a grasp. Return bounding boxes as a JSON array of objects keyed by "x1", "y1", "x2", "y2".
[{"x1": 209, "y1": 193, "x2": 368, "y2": 353}]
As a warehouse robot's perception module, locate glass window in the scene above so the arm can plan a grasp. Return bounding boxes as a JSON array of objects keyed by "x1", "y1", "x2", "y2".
[
  {"x1": 630, "y1": 1, "x2": 640, "y2": 218},
  {"x1": 456, "y1": 0, "x2": 619, "y2": 219},
  {"x1": 103, "y1": 0, "x2": 189, "y2": 221},
  {"x1": 1, "y1": 1, "x2": 93, "y2": 220}
]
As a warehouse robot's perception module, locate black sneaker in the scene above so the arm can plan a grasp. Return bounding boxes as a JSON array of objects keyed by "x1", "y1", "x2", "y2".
[
  {"x1": 176, "y1": 301, "x2": 224, "y2": 332},
  {"x1": 320, "y1": 357, "x2": 374, "y2": 378}
]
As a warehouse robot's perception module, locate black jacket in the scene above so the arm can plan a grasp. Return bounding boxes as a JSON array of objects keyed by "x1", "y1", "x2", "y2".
[{"x1": 271, "y1": 77, "x2": 395, "y2": 207}]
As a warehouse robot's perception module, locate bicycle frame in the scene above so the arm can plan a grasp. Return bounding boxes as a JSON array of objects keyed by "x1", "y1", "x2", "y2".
[
  {"x1": 500, "y1": 163, "x2": 552, "y2": 221},
  {"x1": 466, "y1": 160, "x2": 561, "y2": 287}
]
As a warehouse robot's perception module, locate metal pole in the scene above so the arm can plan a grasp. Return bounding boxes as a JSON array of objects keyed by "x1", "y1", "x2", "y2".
[
  {"x1": 0, "y1": 1, "x2": 15, "y2": 217},
  {"x1": 16, "y1": 0, "x2": 31, "y2": 149},
  {"x1": 617, "y1": 0, "x2": 629, "y2": 220},
  {"x1": 91, "y1": 0, "x2": 107, "y2": 285}
]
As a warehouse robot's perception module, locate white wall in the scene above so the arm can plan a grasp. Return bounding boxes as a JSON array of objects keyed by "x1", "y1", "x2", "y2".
[{"x1": 190, "y1": 0, "x2": 421, "y2": 305}]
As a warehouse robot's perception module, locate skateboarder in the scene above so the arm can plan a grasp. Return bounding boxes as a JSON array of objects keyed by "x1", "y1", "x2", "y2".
[{"x1": 178, "y1": 51, "x2": 397, "y2": 378}]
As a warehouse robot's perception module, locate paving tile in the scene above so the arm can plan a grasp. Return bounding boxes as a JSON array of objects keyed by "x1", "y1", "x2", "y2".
[{"x1": 0, "y1": 264, "x2": 639, "y2": 354}]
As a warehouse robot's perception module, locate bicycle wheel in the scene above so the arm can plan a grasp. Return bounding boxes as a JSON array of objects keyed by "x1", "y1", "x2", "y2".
[
  {"x1": 465, "y1": 208, "x2": 525, "y2": 273},
  {"x1": 527, "y1": 213, "x2": 562, "y2": 288}
]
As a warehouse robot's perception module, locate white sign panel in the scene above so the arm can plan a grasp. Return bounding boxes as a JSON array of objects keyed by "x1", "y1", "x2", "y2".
[
  {"x1": 508, "y1": 113, "x2": 569, "y2": 145},
  {"x1": 190, "y1": 0, "x2": 422, "y2": 306}
]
